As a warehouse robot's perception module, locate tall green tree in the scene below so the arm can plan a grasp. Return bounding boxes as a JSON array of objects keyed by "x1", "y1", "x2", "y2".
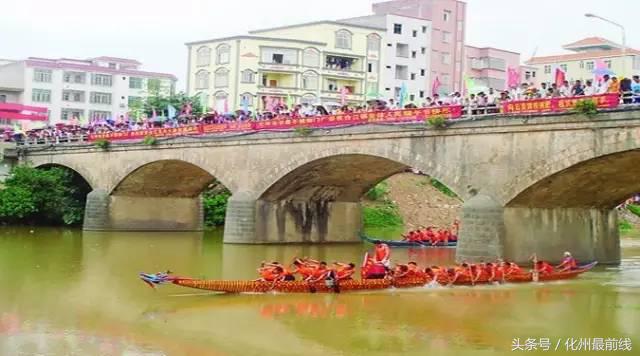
[
  {"x1": 130, "y1": 92, "x2": 203, "y2": 120},
  {"x1": 0, "y1": 166, "x2": 90, "y2": 226}
]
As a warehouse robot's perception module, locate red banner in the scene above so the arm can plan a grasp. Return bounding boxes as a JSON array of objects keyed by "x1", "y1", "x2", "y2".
[
  {"x1": 88, "y1": 106, "x2": 464, "y2": 142},
  {"x1": 501, "y1": 94, "x2": 619, "y2": 115}
]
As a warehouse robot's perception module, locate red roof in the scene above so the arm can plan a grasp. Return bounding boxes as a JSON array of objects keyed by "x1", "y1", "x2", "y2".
[{"x1": 526, "y1": 48, "x2": 640, "y2": 65}]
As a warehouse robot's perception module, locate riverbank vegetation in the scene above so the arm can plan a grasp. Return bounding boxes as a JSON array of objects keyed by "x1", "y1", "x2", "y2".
[
  {"x1": 203, "y1": 181, "x2": 231, "y2": 227},
  {"x1": 362, "y1": 182, "x2": 404, "y2": 228},
  {"x1": 0, "y1": 166, "x2": 90, "y2": 225}
]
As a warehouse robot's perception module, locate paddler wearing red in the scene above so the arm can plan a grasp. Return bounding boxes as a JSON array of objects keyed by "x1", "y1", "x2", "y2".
[
  {"x1": 374, "y1": 242, "x2": 391, "y2": 268},
  {"x1": 556, "y1": 252, "x2": 578, "y2": 272}
]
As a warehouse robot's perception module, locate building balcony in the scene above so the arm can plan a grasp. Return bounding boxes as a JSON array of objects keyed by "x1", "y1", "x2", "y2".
[
  {"x1": 321, "y1": 90, "x2": 364, "y2": 101},
  {"x1": 258, "y1": 62, "x2": 300, "y2": 72},
  {"x1": 321, "y1": 67, "x2": 365, "y2": 79},
  {"x1": 256, "y1": 85, "x2": 300, "y2": 96}
]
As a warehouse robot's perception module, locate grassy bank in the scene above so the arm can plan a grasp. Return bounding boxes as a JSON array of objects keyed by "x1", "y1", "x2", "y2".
[{"x1": 362, "y1": 182, "x2": 404, "y2": 229}]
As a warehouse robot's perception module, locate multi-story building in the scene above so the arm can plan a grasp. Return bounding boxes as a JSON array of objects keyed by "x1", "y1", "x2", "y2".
[
  {"x1": 186, "y1": 21, "x2": 385, "y2": 111},
  {"x1": 372, "y1": 0, "x2": 467, "y2": 95},
  {"x1": 341, "y1": 14, "x2": 432, "y2": 103},
  {"x1": 464, "y1": 45, "x2": 521, "y2": 91},
  {"x1": 526, "y1": 37, "x2": 640, "y2": 84},
  {"x1": 0, "y1": 56, "x2": 177, "y2": 125}
]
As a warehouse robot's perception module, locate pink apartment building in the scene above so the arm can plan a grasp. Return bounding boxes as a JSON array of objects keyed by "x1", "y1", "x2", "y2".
[
  {"x1": 464, "y1": 45, "x2": 521, "y2": 91},
  {"x1": 373, "y1": 0, "x2": 467, "y2": 95}
]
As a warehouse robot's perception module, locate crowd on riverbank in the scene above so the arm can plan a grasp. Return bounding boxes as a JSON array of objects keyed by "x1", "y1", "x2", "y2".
[{"x1": 3, "y1": 75, "x2": 639, "y2": 143}]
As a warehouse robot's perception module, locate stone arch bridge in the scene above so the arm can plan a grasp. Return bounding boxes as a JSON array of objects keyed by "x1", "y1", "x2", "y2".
[{"x1": 15, "y1": 110, "x2": 640, "y2": 264}]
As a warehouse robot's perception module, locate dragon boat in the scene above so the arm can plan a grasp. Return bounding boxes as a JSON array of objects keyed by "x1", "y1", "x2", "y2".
[
  {"x1": 139, "y1": 262, "x2": 597, "y2": 294},
  {"x1": 360, "y1": 233, "x2": 457, "y2": 248}
]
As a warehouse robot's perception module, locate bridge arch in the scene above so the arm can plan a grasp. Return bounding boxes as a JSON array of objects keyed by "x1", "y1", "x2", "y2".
[
  {"x1": 254, "y1": 144, "x2": 464, "y2": 201},
  {"x1": 33, "y1": 161, "x2": 97, "y2": 190}
]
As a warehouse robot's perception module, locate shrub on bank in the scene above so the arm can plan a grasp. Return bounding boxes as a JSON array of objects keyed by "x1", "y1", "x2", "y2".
[
  {"x1": 203, "y1": 182, "x2": 231, "y2": 227},
  {"x1": 363, "y1": 203, "x2": 404, "y2": 228}
]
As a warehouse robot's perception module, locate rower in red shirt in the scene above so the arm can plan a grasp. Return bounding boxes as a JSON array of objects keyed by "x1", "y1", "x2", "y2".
[
  {"x1": 333, "y1": 262, "x2": 356, "y2": 280},
  {"x1": 535, "y1": 261, "x2": 554, "y2": 275},
  {"x1": 374, "y1": 242, "x2": 391, "y2": 268},
  {"x1": 556, "y1": 252, "x2": 578, "y2": 272}
]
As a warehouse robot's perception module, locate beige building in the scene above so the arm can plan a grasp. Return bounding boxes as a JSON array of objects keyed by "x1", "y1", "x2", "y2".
[
  {"x1": 186, "y1": 21, "x2": 386, "y2": 111},
  {"x1": 526, "y1": 37, "x2": 640, "y2": 84}
]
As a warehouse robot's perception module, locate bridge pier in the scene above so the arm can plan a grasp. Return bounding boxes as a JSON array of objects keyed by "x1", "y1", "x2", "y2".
[
  {"x1": 456, "y1": 194, "x2": 506, "y2": 263},
  {"x1": 224, "y1": 198, "x2": 362, "y2": 244},
  {"x1": 504, "y1": 207, "x2": 620, "y2": 265},
  {"x1": 83, "y1": 192, "x2": 204, "y2": 231}
]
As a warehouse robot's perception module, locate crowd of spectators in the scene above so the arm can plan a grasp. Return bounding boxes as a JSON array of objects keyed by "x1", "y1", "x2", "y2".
[{"x1": 4, "y1": 75, "x2": 640, "y2": 144}]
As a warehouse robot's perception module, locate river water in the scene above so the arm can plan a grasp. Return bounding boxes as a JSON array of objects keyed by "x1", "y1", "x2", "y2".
[{"x1": 0, "y1": 227, "x2": 638, "y2": 355}]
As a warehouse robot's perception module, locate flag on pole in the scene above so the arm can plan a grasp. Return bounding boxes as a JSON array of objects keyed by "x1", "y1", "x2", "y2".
[
  {"x1": 287, "y1": 92, "x2": 295, "y2": 109},
  {"x1": 431, "y1": 76, "x2": 441, "y2": 96},
  {"x1": 464, "y1": 75, "x2": 475, "y2": 96},
  {"x1": 199, "y1": 94, "x2": 208, "y2": 114},
  {"x1": 554, "y1": 67, "x2": 566, "y2": 87},
  {"x1": 167, "y1": 104, "x2": 177, "y2": 119},
  {"x1": 241, "y1": 95, "x2": 249, "y2": 114},
  {"x1": 398, "y1": 82, "x2": 408, "y2": 108},
  {"x1": 507, "y1": 66, "x2": 520, "y2": 89},
  {"x1": 223, "y1": 97, "x2": 229, "y2": 114},
  {"x1": 366, "y1": 83, "x2": 379, "y2": 99},
  {"x1": 340, "y1": 87, "x2": 349, "y2": 106}
]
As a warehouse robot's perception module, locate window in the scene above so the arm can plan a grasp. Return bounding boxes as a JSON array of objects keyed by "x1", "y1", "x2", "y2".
[
  {"x1": 88, "y1": 110, "x2": 110, "y2": 120},
  {"x1": 240, "y1": 93, "x2": 254, "y2": 106},
  {"x1": 396, "y1": 43, "x2": 409, "y2": 58},
  {"x1": 33, "y1": 69, "x2": 52, "y2": 83},
  {"x1": 197, "y1": 46, "x2": 211, "y2": 66},
  {"x1": 129, "y1": 77, "x2": 143, "y2": 89},
  {"x1": 62, "y1": 90, "x2": 84, "y2": 102},
  {"x1": 410, "y1": 94, "x2": 415, "y2": 101},
  {"x1": 579, "y1": 61, "x2": 584, "y2": 69},
  {"x1": 411, "y1": 51, "x2": 417, "y2": 58},
  {"x1": 367, "y1": 61, "x2": 378, "y2": 73},
  {"x1": 544, "y1": 65, "x2": 551, "y2": 74},
  {"x1": 61, "y1": 108, "x2": 84, "y2": 121},
  {"x1": 214, "y1": 68, "x2": 229, "y2": 87},
  {"x1": 240, "y1": 70, "x2": 255, "y2": 83},
  {"x1": 411, "y1": 73, "x2": 416, "y2": 80},
  {"x1": 634, "y1": 56, "x2": 640, "y2": 70},
  {"x1": 412, "y1": 30, "x2": 417, "y2": 37},
  {"x1": 335, "y1": 29, "x2": 352, "y2": 49},
  {"x1": 31, "y1": 89, "x2": 51, "y2": 103},
  {"x1": 604, "y1": 60, "x2": 612, "y2": 68},
  {"x1": 586, "y1": 61, "x2": 595, "y2": 70},
  {"x1": 196, "y1": 70, "x2": 209, "y2": 89},
  {"x1": 394, "y1": 87, "x2": 401, "y2": 98},
  {"x1": 421, "y1": 47, "x2": 426, "y2": 55},
  {"x1": 302, "y1": 71, "x2": 318, "y2": 90},
  {"x1": 108, "y1": 63, "x2": 117, "y2": 69},
  {"x1": 261, "y1": 47, "x2": 298, "y2": 65},
  {"x1": 442, "y1": 31, "x2": 451, "y2": 43},
  {"x1": 420, "y1": 69, "x2": 425, "y2": 76},
  {"x1": 0, "y1": 95, "x2": 5, "y2": 103},
  {"x1": 395, "y1": 65, "x2": 408, "y2": 80},
  {"x1": 63, "y1": 71, "x2": 86, "y2": 84},
  {"x1": 419, "y1": 90, "x2": 425, "y2": 98},
  {"x1": 367, "y1": 34, "x2": 381, "y2": 52},
  {"x1": 214, "y1": 92, "x2": 228, "y2": 112},
  {"x1": 128, "y1": 96, "x2": 142, "y2": 106},
  {"x1": 90, "y1": 92, "x2": 112, "y2": 105},
  {"x1": 560, "y1": 64, "x2": 568, "y2": 72},
  {"x1": 327, "y1": 79, "x2": 338, "y2": 91},
  {"x1": 393, "y1": 24, "x2": 402, "y2": 34},
  {"x1": 216, "y1": 44, "x2": 230, "y2": 64},
  {"x1": 91, "y1": 74, "x2": 113, "y2": 86},
  {"x1": 303, "y1": 48, "x2": 320, "y2": 67},
  {"x1": 443, "y1": 10, "x2": 451, "y2": 22},
  {"x1": 422, "y1": 26, "x2": 427, "y2": 33},
  {"x1": 386, "y1": 65, "x2": 391, "y2": 69},
  {"x1": 442, "y1": 52, "x2": 451, "y2": 65}
]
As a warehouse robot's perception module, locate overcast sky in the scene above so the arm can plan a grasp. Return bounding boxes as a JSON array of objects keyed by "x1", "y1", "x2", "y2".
[{"x1": 1, "y1": 0, "x2": 638, "y2": 90}]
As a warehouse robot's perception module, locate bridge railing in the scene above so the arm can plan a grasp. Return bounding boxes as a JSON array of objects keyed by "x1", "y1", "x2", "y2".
[{"x1": 9, "y1": 93, "x2": 630, "y2": 146}]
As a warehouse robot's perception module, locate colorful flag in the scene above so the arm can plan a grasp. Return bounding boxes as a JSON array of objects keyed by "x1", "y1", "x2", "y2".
[
  {"x1": 151, "y1": 108, "x2": 157, "y2": 120},
  {"x1": 199, "y1": 94, "x2": 208, "y2": 113},
  {"x1": 366, "y1": 84, "x2": 379, "y2": 99},
  {"x1": 507, "y1": 66, "x2": 520, "y2": 88},
  {"x1": 241, "y1": 95, "x2": 249, "y2": 114},
  {"x1": 555, "y1": 67, "x2": 566, "y2": 87},
  {"x1": 223, "y1": 97, "x2": 229, "y2": 114},
  {"x1": 167, "y1": 104, "x2": 177, "y2": 119},
  {"x1": 287, "y1": 92, "x2": 295, "y2": 109},
  {"x1": 340, "y1": 87, "x2": 349, "y2": 106},
  {"x1": 431, "y1": 76, "x2": 441, "y2": 96},
  {"x1": 398, "y1": 82, "x2": 408, "y2": 107}
]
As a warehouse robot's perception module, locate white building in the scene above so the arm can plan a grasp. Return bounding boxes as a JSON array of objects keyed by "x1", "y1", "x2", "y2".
[
  {"x1": 342, "y1": 14, "x2": 432, "y2": 104},
  {"x1": 0, "y1": 56, "x2": 176, "y2": 125}
]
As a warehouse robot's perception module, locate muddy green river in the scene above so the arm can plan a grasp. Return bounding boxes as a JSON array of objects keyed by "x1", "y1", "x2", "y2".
[{"x1": 0, "y1": 227, "x2": 638, "y2": 355}]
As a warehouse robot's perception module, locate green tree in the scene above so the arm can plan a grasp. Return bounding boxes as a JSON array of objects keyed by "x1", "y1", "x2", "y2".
[
  {"x1": 0, "y1": 166, "x2": 90, "y2": 226},
  {"x1": 202, "y1": 181, "x2": 232, "y2": 227},
  {"x1": 132, "y1": 92, "x2": 203, "y2": 120}
]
